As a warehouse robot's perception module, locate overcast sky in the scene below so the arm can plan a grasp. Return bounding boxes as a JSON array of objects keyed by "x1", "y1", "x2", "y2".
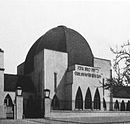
[{"x1": 1, "y1": 0, "x2": 130, "y2": 74}]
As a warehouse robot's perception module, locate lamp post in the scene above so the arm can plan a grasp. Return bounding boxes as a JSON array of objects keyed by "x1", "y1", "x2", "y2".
[
  {"x1": 44, "y1": 89, "x2": 51, "y2": 118},
  {"x1": 16, "y1": 86, "x2": 22, "y2": 96},
  {"x1": 14, "y1": 86, "x2": 23, "y2": 119}
]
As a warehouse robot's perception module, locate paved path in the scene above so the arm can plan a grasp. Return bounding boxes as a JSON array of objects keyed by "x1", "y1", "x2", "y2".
[
  {"x1": 0, "y1": 119, "x2": 37, "y2": 124},
  {"x1": 55, "y1": 116, "x2": 130, "y2": 124},
  {"x1": 1, "y1": 116, "x2": 130, "y2": 124}
]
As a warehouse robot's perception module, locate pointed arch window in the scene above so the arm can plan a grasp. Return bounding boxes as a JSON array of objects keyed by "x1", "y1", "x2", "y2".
[
  {"x1": 94, "y1": 88, "x2": 101, "y2": 110},
  {"x1": 4, "y1": 94, "x2": 13, "y2": 106},
  {"x1": 85, "y1": 87, "x2": 92, "y2": 109},
  {"x1": 120, "y1": 100, "x2": 125, "y2": 111},
  {"x1": 51, "y1": 94, "x2": 60, "y2": 110},
  {"x1": 75, "y1": 87, "x2": 83, "y2": 110},
  {"x1": 114, "y1": 100, "x2": 119, "y2": 110},
  {"x1": 126, "y1": 101, "x2": 130, "y2": 111},
  {"x1": 4, "y1": 94, "x2": 14, "y2": 119}
]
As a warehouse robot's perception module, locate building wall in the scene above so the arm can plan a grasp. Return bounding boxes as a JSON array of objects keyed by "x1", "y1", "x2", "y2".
[
  {"x1": 113, "y1": 98, "x2": 130, "y2": 103},
  {"x1": 65, "y1": 69, "x2": 74, "y2": 110},
  {"x1": 94, "y1": 57, "x2": 111, "y2": 102},
  {"x1": 72, "y1": 64, "x2": 103, "y2": 110},
  {"x1": 0, "y1": 50, "x2": 4, "y2": 92},
  {"x1": 64, "y1": 58, "x2": 111, "y2": 110},
  {"x1": 34, "y1": 50, "x2": 45, "y2": 114},
  {"x1": 44, "y1": 49, "x2": 68, "y2": 101},
  {"x1": 17, "y1": 62, "x2": 24, "y2": 75},
  {"x1": 0, "y1": 50, "x2": 5, "y2": 118},
  {"x1": 113, "y1": 97, "x2": 130, "y2": 111},
  {"x1": 94, "y1": 57, "x2": 111, "y2": 79},
  {"x1": 34, "y1": 50, "x2": 44, "y2": 96},
  {"x1": 34, "y1": 49, "x2": 68, "y2": 110}
]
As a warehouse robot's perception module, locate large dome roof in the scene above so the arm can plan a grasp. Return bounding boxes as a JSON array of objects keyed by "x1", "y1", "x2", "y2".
[{"x1": 24, "y1": 26, "x2": 94, "y2": 74}]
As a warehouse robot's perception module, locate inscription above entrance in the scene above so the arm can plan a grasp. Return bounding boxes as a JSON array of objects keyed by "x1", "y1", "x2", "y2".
[{"x1": 74, "y1": 65, "x2": 101, "y2": 79}]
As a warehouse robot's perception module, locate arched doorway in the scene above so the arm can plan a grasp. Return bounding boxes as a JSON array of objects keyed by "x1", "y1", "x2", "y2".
[
  {"x1": 75, "y1": 87, "x2": 83, "y2": 110},
  {"x1": 94, "y1": 88, "x2": 101, "y2": 110},
  {"x1": 4, "y1": 94, "x2": 14, "y2": 119},
  {"x1": 85, "y1": 87, "x2": 92, "y2": 109},
  {"x1": 120, "y1": 100, "x2": 125, "y2": 111},
  {"x1": 126, "y1": 101, "x2": 130, "y2": 111},
  {"x1": 51, "y1": 94, "x2": 60, "y2": 110},
  {"x1": 114, "y1": 100, "x2": 119, "y2": 110}
]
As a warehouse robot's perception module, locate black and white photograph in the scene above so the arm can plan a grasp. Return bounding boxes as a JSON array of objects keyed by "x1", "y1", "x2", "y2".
[{"x1": 1, "y1": 0, "x2": 130, "y2": 123}]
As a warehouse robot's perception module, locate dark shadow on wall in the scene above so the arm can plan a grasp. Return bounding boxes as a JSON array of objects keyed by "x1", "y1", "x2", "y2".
[
  {"x1": 51, "y1": 94, "x2": 60, "y2": 110},
  {"x1": 25, "y1": 96, "x2": 42, "y2": 118},
  {"x1": 51, "y1": 71, "x2": 68, "y2": 110}
]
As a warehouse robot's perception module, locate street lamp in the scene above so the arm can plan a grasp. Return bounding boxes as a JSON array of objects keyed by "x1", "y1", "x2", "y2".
[
  {"x1": 14, "y1": 86, "x2": 23, "y2": 119},
  {"x1": 43, "y1": 89, "x2": 51, "y2": 118},
  {"x1": 16, "y1": 86, "x2": 22, "y2": 96},
  {"x1": 44, "y1": 89, "x2": 50, "y2": 98}
]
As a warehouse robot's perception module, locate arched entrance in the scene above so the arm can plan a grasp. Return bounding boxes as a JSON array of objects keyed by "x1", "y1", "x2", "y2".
[
  {"x1": 85, "y1": 87, "x2": 92, "y2": 109},
  {"x1": 126, "y1": 101, "x2": 130, "y2": 111},
  {"x1": 4, "y1": 94, "x2": 14, "y2": 119},
  {"x1": 114, "y1": 100, "x2": 119, "y2": 110},
  {"x1": 120, "y1": 100, "x2": 125, "y2": 111},
  {"x1": 51, "y1": 94, "x2": 60, "y2": 110},
  {"x1": 94, "y1": 88, "x2": 101, "y2": 110},
  {"x1": 75, "y1": 87, "x2": 83, "y2": 110}
]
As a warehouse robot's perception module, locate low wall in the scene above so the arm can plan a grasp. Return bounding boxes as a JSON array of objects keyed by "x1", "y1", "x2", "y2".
[{"x1": 50, "y1": 110, "x2": 130, "y2": 118}]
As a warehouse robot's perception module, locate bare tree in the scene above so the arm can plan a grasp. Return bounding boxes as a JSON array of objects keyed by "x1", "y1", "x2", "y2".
[
  {"x1": 110, "y1": 40, "x2": 130, "y2": 86},
  {"x1": 98, "y1": 42, "x2": 130, "y2": 111},
  {"x1": 99, "y1": 41, "x2": 130, "y2": 98}
]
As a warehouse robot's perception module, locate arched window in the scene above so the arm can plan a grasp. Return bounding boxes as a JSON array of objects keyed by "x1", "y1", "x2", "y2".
[
  {"x1": 85, "y1": 87, "x2": 92, "y2": 109},
  {"x1": 75, "y1": 87, "x2": 83, "y2": 110},
  {"x1": 4, "y1": 94, "x2": 13, "y2": 106},
  {"x1": 120, "y1": 100, "x2": 125, "y2": 111},
  {"x1": 126, "y1": 101, "x2": 130, "y2": 111},
  {"x1": 114, "y1": 100, "x2": 119, "y2": 110},
  {"x1": 4, "y1": 94, "x2": 14, "y2": 119},
  {"x1": 51, "y1": 94, "x2": 60, "y2": 110},
  {"x1": 94, "y1": 88, "x2": 101, "y2": 110}
]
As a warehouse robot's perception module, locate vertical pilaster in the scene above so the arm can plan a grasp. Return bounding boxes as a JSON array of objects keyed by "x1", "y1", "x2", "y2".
[
  {"x1": 0, "y1": 49, "x2": 5, "y2": 118},
  {"x1": 0, "y1": 49, "x2": 4, "y2": 92},
  {"x1": 15, "y1": 96, "x2": 23, "y2": 119},
  {"x1": 44, "y1": 98, "x2": 51, "y2": 118}
]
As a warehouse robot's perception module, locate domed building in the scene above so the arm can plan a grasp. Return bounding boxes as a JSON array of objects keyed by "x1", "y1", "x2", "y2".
[
  {"x1": 24, "y1": 25, "x2": 94, "y2": 74},
  {"x1": 1, "y1": 25, "x2": 129, "y2": 119},
  {"x1": 17, "y1": 26, "x2": 111, "y2": 117}
]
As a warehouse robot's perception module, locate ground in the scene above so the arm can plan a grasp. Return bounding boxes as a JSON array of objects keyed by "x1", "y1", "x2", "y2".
[{"x1": 1, "y1": 116, "x2": 130, "y2": 124}]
